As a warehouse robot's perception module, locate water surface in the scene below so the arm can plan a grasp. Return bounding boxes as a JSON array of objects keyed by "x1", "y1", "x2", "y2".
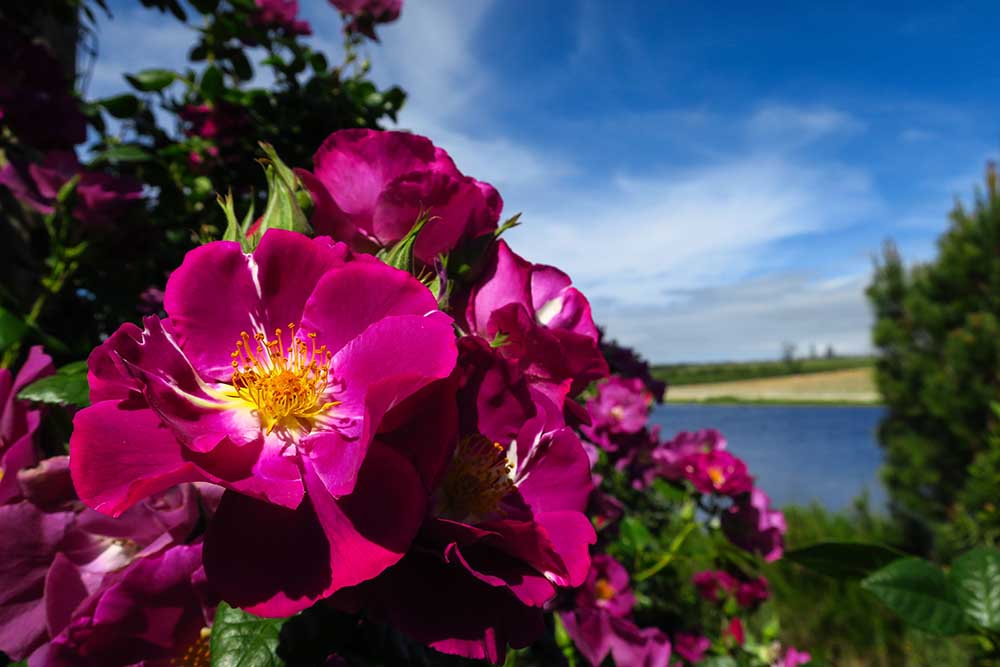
[{"x1": 649, "y1": 404, "x2": 886, "y2": 510}]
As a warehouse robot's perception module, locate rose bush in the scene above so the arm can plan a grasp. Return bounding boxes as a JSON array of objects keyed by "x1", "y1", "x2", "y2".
[{"x1": 0, "y1": 2, "x2": 817, "y2": 666}]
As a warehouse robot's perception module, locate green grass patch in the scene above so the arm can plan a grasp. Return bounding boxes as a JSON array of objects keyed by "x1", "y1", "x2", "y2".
[
  {"x1": 665, "y1": 395, "x2": 882, "y2": 407},
  {"x1": 653, "y1": 356, "x2": 874, "y2": 386}
]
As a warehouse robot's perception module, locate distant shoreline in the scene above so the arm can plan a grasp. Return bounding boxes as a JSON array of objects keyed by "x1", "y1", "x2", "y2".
[{"x1": 660, "y1": 367, "x2": 881, "y2": 405}]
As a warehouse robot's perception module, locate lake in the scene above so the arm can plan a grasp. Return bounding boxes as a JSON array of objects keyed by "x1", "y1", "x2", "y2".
[{"x1": 650, "y1": 404, "x2": 887, "y2": 511}]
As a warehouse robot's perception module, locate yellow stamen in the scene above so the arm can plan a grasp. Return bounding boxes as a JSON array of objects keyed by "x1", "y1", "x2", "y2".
[
  {"x1": 594, "y1": 578, "x2": 616, "y2": 601},
  {"x1": 439, "y1": 435, "x2": 515, "y2": 519},
  {"x1": 170, "y1": 629, "x2": 211, "y2": 667},
  {"x1": 707, "y1": 466, "x2": 725, "y2": 489},
  {"x1": 229, "y1": 323, "x2": 339, "y2": 434}
]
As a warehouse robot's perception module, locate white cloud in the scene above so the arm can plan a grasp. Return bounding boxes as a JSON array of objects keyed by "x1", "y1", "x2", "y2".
[
  {"x1": 509, "y1": 153, "x2": 880, "y2": 302},
  {"x1": 745, "y1": 104, "x2": 864, "y2": 148},
  {"x1": 598, "y1": 273, "x2": 873, "y2": 363},
  {"x1": 85, "y1": 7, "x2": 193, "y2": 99}
]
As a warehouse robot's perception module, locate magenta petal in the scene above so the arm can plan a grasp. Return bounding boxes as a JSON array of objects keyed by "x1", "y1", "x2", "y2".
[
  {"x1": 163, "y1": 240, "x2": 261, "y2": 380},
  {"x1": 0, "y1": 503, "x2": 74, "y2": 660},
  {"x1": 560, "y1": 609, "x2": 613, "y2": 667},
  {"x1": 304, "y1": 440, "x2": 426, "y2": 590},
  {"x1": 515, "y1": 427, "x2": 593, "y2": 514},
  {"x1": 300, "y1": 260, "x2": 440, "y2": 355},
  {"x1": 252, "y1": 229, "x2": 352, "y2": 333},
  {"x1": 0, "y1": 423, "x2": 39, "y2": 504},
  {"x1": 309, "y1": 313, "x2": 456, "y2": 496},
  {"x1": 534, "y1": 511, "x2": 595, "y2": 588},
  {"x1": 204, "y1": 490, "x2": 333, "y2": 616},
  {"x1": 467, "y1": 240, "x2": 533, "y2": 334},
  {"x1": 296, "y1": 168, "x2": 361, "y2": 245},
  {"x1": 70, "y1": 402, "x2": 206, "y2": 516},
  {"x1": 44, "y1": 553, "x2": 88, "y2": 638}
]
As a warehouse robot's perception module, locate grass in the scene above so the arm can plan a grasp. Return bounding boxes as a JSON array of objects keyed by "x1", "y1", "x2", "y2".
[
  {"x1": 662, "y1": 367, "x2": 881, "y2": 405},
  {"x1": 766, "y1": 500, "x2": 975, "y2": 666},
  {"x1": 652, "y1": 356, "x2": 874, "y2": 387}
]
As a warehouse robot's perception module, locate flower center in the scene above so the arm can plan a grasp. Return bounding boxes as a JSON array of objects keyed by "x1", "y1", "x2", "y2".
[
  {"x1": 170, "y1": 629, "x2": 211, "y2": 667},
  {"x1": 230, "y1": 324, "x2": 338, "y2": 434},
  {"x1": 439, "y1": 435, "x2": 515, "y2": 520},
  {"x1": 594, "y1": 578, "x2": 616, "y2": 601},
  {"x1": 609, "y1": 405, "x2": 625, "y2": 421},
  {"x1": 707, "y1": 466, "x2": 726, "y2": 489}
]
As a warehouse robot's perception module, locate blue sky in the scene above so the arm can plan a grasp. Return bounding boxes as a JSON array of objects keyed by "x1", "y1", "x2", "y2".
[{"x1": 92, "y1": 1, "x2": 1000, "y2": 362}]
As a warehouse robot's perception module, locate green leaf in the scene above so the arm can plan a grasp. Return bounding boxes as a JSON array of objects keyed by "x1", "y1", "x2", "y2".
[
  {"x1": 201, "y1": 65, "x2": 224, "y2": 101},
  {"x1": 377, "y1": 214, "x2": 429, "y2": 274},
  {"x1": 495, "y1": 212, "x2": 522, "y2": 237},
  {"x1": 951, "y1": 547, "x2": 1000, "y2": 631},
  {"x1": 18, "y1": 361, "x2": 90, "y2": 408},
  {"x1": 861, "y1": 557, "x2": 968, "y2": 635},
  {"x1": 98, "y1": 93, "x2": 140, "y2": 118},
  {"x1": 125, "y1": 68, "x2": 177, "y2": 92},
  {"x1": 619, "y1": 516, "x2": 655, "y2": 553},
  {"x1": 785, "y1": 542, "x2": 905, "y2": 580},
  {"x1": 253, "y1": 143, "x2": 309, "y2": 243},
  {"x1": 210, "y1": 602, "x2": 285, "y2": 667},
  {"x1": 0, "y1": 307, "x2": 29, "y2": 352},
  {"x1": 95, "y1": 145, "x2": 152, "y2": 164}
]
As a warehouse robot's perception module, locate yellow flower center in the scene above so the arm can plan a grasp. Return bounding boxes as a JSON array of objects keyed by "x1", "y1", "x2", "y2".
[
  {"x1": 439, "y1": 435, "x2": 515, "y2": 519},
  {"x1": 707, "y1": 466, "x2": 726, "y2": 489},
  {"x1": 230, "y1": 324, "x2": 339, "y2": 434},
  {"x1": 594, "y1": 577, "x2": 616, "y2": 601},
  {"x1": 609, "y1": 406, "x2": 625, "y2": 421},
  {"x1": 170, "y1": 628, "x2": 211, "y2": 667}
]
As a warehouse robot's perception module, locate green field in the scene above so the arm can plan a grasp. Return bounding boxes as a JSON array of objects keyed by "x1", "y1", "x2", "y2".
[{"x1": 652, "y1": 356, "x2": 874, "y2": 387}]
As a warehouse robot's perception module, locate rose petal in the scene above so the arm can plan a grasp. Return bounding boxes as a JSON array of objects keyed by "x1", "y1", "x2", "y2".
[{"x1": 70, "y1": 402, "x2": 206, "y2": 517}]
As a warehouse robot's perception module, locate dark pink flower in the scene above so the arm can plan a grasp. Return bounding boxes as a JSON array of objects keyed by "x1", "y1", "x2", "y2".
[
  {"x1": 0, "y1": 457, "x2": 209, "y2": 665},
  {"x1": 328, "y1": 0, "x2": 402, "y2": 40},
  {"x1": 673, "y1": 632, "x2": 710, "y2": 663},
  {"x1": 339, "y1": 387, "x2": 595, "y2": 662},
  {"x1": 576, "y1": 554, "x2": 635, "y2": 618},
  {"x1": 0, "y1": 152, "x2": 143, "y2": 226},
  {"x1": 582, "y1": 377, "x2": 653, "y2": 451},
  {"x1": 69, "y1": 229, "x2": 457, "y2": 616},
  {"x1": 681, "y1": 450, "x2": 752, "y2": 497},
  {"x1": 254, "y1": 0, "x2": 312, "y2": 35},
  {"x1": 691, "y1": 570, "x2": 737, "y2": 603},
  {"x1": 652, "y1": 429, "x2": 727, "y2": 480},
  {"x1": 780, "y1": 647, "x2": 813, "y2": 666},
  {"x1": 725, "y1": 617, "x2": 745, "y2": 645},
  {"x1": 299, "y1": 129, "x2": 501, "y2": 264},
  {"x1": 722, "y1": 489, "x2": 787, "y2": 562},
  {"x1": 561, "y1": 554, "x2": 670, "y2": 667},
  {"x1": 734, "y1": 577, "x2": 769, "y2": 608},
  {"x1": 180, "y1": 103, "x2": 252, "y2": 165},
  {"x1": 0, "y1": 346, "x2": 54, "y2": 504},
  {"x1": 463, "y1": 240, "x2": 608, "y2": 404}
]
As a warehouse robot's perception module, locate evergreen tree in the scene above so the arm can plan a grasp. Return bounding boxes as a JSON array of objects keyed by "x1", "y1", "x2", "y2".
[{"x1": 868, "y1": 164, "x2": 1000, "y2": 556}]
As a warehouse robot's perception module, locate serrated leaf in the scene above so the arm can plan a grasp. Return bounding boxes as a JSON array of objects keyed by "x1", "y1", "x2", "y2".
[
  {"x1": 125, "y1": 68, "x2": 177, "y2": 92},
  {"x1": 210, "y1": 602, "x2": 285, "y2": 667},
  {"x1": 861, "y1": 557, "x2": 967, "y2": 636},
  {"x1": 785, "y1": 542, "x2": 905, "y2": 580},
  {"x1": 17, "y1": 361, "x2": 89, "y2": 408},
  {"x1": 951, "y1": 547, "x2": 1000, "y2": 631}
]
